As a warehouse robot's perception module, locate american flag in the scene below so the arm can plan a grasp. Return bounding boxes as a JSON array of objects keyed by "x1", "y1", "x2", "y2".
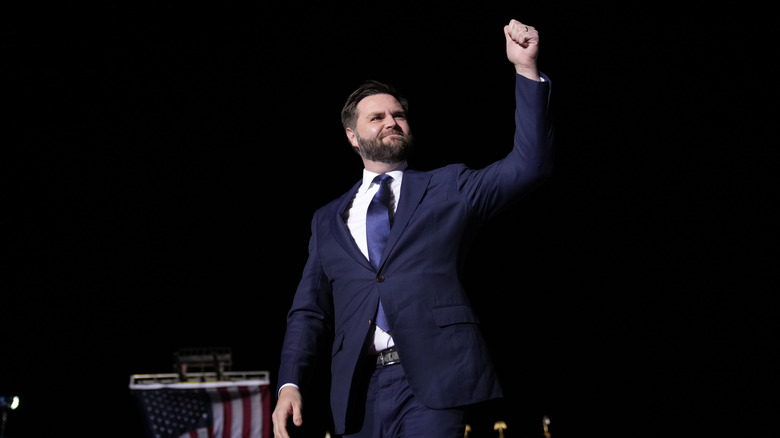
[{"x1": 132, "y1": 378, "x2": 271, "y2": 438}]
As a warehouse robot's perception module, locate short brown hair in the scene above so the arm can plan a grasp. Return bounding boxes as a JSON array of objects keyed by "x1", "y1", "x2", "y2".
[{"x1": 340, "y1": 80, "x2": 409, "y2": 130}]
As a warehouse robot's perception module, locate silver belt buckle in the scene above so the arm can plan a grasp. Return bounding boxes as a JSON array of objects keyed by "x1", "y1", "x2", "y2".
[{"x1": 378, "y1": 349, "x2": 400, "y2": 366}]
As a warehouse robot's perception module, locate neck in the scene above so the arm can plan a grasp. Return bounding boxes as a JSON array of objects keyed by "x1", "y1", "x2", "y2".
[{"x1": 363, "y1": 160, "x2": 407, "y2": 174}]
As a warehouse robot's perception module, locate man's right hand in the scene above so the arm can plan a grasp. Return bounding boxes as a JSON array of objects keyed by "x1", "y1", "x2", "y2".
[
  {"x1": 504, "y1": 19, "x2": 541, "y2": 81},
  {"x1": 272, "y1": 385, "x2": 304, "y2": 438}
]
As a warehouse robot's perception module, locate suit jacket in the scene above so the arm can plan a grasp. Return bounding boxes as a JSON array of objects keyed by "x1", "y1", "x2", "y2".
[{"x1": 277, "y1": 73, "x2": 553, "y2": 434}]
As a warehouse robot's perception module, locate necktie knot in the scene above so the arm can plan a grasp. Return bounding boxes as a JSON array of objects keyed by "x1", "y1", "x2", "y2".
[{"x1": 371, "y1": 174, "x2": 394, "y2": 216}]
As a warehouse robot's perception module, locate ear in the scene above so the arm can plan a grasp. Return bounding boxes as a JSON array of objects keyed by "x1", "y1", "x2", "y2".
[{"x1": 346, "y1": 128, "x2": 359, "y2": 147}]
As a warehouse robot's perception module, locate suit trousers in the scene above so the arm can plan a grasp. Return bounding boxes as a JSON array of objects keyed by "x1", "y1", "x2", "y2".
[{"x1": 341, "y1": 358, "x2": 468, "y2": 438}]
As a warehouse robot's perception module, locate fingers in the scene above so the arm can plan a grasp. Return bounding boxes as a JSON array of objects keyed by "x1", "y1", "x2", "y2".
[
  {"x1": 504, "y1": 19, "x2": 537, "y2": 47},
  {"x1": 272, "y1": 402, "x2": 295, "y2": 438},
  {"x1": 272, "y1": 387, "x2": 304, "y2": 438},
  {"x1": 272, "y1": 410, "x2": 290, "y2": 438}
]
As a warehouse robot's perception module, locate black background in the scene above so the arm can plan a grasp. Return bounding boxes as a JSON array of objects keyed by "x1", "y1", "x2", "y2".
[{"x1": 6, "y1": 3, "x2": 777, "y2": 438}]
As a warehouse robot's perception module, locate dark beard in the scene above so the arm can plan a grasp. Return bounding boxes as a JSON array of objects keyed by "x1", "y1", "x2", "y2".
[{"x1": 356, "y1": 131, "x2": 414, "y2": 163}]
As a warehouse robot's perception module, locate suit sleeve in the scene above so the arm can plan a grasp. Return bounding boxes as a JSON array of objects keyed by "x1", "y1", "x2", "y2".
[{"x1": 458, "y1": 72, "x2": 554, "y2": 219}]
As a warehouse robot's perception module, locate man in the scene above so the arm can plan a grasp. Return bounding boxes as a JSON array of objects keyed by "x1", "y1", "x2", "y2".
[{"x1": 273, "y1": 18, "x2": 553, "y2": 438}]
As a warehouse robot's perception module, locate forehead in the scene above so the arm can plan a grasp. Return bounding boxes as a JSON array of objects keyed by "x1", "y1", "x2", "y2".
[{"x1": 357, "y1": 93, "x2": 403, "y2": 116}]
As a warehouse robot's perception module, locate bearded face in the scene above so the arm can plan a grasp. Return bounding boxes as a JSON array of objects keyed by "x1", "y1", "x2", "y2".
[{"x1": 355, "y1": 129, "x2": 414, "y2": 164}]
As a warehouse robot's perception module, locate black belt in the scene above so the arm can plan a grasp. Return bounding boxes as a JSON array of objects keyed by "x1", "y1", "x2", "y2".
[{"x1": 376, "y1": 348, "x2": 401, "y2": 367}]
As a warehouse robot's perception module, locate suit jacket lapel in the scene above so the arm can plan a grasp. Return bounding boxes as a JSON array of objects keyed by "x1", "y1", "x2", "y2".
[
  {"x1": 384, "y1": 171, "x2": 429, "y2": 259},
  {"x1": 330, "y1": 180, "x2": 373, "y2": 268},
  {"x1": 329, "y1": 172, "x2": 431, "y2": 269}
]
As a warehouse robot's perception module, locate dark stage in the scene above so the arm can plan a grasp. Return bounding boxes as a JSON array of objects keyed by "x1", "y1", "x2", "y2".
[{"x1": 6, "y1": 3, "x2": 776, "y2": 438}]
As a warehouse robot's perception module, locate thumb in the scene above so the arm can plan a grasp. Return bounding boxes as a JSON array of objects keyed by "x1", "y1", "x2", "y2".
[{"x1": 292, "y1": 406, "x2": 303, "y2": 426}]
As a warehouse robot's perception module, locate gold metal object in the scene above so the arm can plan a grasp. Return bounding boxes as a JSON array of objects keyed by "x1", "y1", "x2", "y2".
[{"x1": 494, "y1": 420, "x2": 507, "y2": 438}]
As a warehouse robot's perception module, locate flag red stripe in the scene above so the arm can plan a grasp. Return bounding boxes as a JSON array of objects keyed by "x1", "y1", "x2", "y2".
[{"x1": 261, "y1": 385, "x2": 271, "y2": 438}]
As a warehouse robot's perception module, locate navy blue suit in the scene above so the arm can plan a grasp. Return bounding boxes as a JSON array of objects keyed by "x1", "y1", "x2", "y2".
[{"x1": 277, "y1": 73, "x2": 553, "y2": 435}]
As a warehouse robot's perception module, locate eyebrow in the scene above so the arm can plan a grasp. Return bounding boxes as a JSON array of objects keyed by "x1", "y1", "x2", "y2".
[{"x1": 365, "y1": 109, "x2": 406, "y2": 119}]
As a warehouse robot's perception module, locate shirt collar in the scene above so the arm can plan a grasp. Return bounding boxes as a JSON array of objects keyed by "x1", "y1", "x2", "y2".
[{"x1": 359, "y1": 163, "x2": 407, "y2": 194}]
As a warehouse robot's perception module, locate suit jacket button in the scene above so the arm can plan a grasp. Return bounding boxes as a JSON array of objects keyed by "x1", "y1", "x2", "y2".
[{"x1": 376, "y1": 275, "x2": 384, "y2": 282}]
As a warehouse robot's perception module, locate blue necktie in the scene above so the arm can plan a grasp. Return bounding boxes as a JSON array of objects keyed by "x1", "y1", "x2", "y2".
[{"x1": 366, "y1": 174, "x2": 394, "y2": 331}]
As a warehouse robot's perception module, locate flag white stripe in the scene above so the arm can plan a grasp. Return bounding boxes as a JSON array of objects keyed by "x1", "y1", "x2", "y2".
[
  {"x1": 228, "y1": 386, "x2": 243, "y2": 438},
  {"x1": 250, "y1": 386, "x2": 262, "y2": 437},
  {"x1": 209, "y1": 389, "x2": 225, "y2": 437}
]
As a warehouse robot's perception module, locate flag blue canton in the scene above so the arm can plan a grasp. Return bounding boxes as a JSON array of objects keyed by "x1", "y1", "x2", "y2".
[{"x1": 136, "y1": 388, "x2": 213, "y2": 438}]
